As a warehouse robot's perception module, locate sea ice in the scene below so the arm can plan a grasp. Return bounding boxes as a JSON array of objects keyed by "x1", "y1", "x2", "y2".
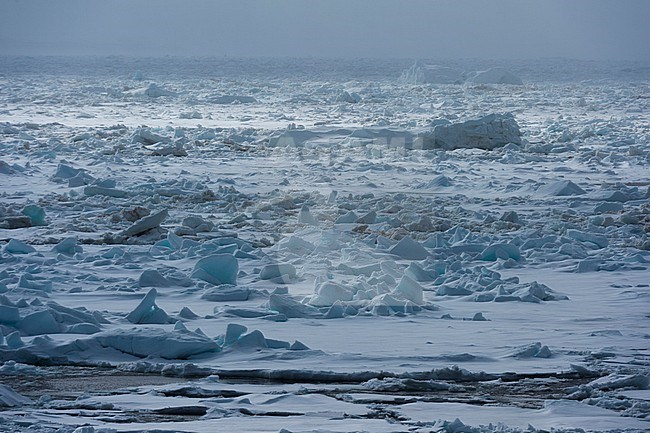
[
  {"x1": 18, "y1": 310, "x2": 61, "y2": 335},
  {"x1": 201, "y1": 285, "x2": 250, "y2": 302},
  {"x1": 138, "y1": 269, "x2": 173, "y2": 287},
  {"x1": 120, "y1": 209, "x2": 168, "y2": 238},
  {"x1": 0, "y1": 384, "x2": 31, "y2": 407},
  {"x1": 389, "y1": 236, "x2": 430, "y2": 260},
  {"x1": 415, "y1": 113, "x2": 522, "y2": 150},
  {"x1": 143, "y1": 83, "x2": 176, "y2": 98},
  {"x1": 268, "y1": 294, "x2": 322, "y2": 318},
  {"x1": 400, "y1": 62, "x2": 465, "y2": 85},
  {"x1": 0, "y1": 56, "x2": 648, "y2": 433},
  {"x1": 52, "y1": 237, "x2": 82, "y2": 256},
  {"x1": 126, "y1": 288, "x2": 172, "y2": 324},
  {"x1": 21, "y1": 204, "x2": 46, "y2": 226},
  {"x1": 468, "y1": 67, "x2": 524, "y2": 85},
  {"x1": 192, "y1": 254, "x2": 239, "y2": 286},
  {"x1": 259, "y1": 263, "x2": 297, "y2": 281},
  {"x1": 392, "y1": 275, "x2": 424, "y2": 304},
  {"x1": 88, "y1": 327, "x2": 220, "y2": 359},
  {"x1": 297, "y1": 204, "x2": 317, "y2": 224},
  {"x1": 4, "y1": 239, "x2": 36, "y2": 254},
  {"x1": 536, "y1": 180, "x2": 586, "y2": 196}
]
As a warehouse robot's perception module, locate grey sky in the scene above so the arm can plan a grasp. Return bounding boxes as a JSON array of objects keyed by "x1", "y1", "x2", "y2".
[{"x1": 1, "y1": 0, "x2": 648, "y2": 60}]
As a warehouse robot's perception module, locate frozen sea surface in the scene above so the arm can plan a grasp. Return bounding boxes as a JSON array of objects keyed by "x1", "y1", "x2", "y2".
[{"x1": 0, "y1": 56, "x2": 648, "y2": 432}]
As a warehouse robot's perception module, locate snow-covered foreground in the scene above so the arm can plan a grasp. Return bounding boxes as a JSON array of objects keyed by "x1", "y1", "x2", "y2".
[{"x1": 0, "y1": 56, "x2": 648, "y2": 432}]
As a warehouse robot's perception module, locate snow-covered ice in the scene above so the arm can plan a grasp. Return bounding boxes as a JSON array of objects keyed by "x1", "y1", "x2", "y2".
[{"x1": 0, "y1": 56, "x2": 648, "y2": 432}]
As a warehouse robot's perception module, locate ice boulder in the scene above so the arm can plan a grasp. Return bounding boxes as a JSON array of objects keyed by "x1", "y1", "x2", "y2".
[
  {"x1": 511, "y1": 342, "x2": 552, "y2": 358},
  {"x1": 404, "y1": 262, "x2": 438, "y2": 282},
  {"x1": 400, "y1": 62, "x2": 465, "y2": 85},
  {"x1": 192, "y1": 254, "x2": 238, "y2": 286},
  {"x1": 472, "y1": 312, "x2": 488, "y2": 321},
  {"x1": 4, "y1": 239, "x2": 36, "y2": 254},
  {"x1": 290, "y1": 340, "x2": 310, "y2": 350},
  {"x1": 0, "y1": 160, "x2": 17, "y2": 175},
  {"x1": 587, "y1": 374, "x2": 650, "y2": 391},
  {"x1": 392, "y1": 275, "x2": 424, "y2": 304},
  {"x1": 84, "y1": 185, "x2": 128, "y2": 198},
  {"x1": 268, "y1": 130, "x2": 318, "y2": 148},
  {"x1": 469, "y1": 67, "x2": 523, "y2": 85},
  {"x1": 233, "y1": 330, "x2": 268, "y2": 349},
  {"x1": 208, "y1": 95, "x2": 256, "y2": 104},
  {"x1": 426, "y1": 175, "x2": 453, "y2": 187},
  {"x1": 145, "y1": 140, "x2": 188, "y2": 157},
  {"x1": 224, "y1": 323, "x2": 248, "y2": 345},
  {"x1": 590, "y1": 189, "x2": 632, "y2": 203},
  {"x1": 21, "y1": 204, "x2": 46, "y2": 226},
  {"x1": 182, "y1": 215, "x2": 214, "y2": 232},
  {"x1": 268, "y1": 294, "x2": 322, "y2": 319},
  {"x1": 368, "y1": 294, "x2": 409, "y2": 316},
  {"x1": 480, "y1": 243, "x2": 521, "y2": 261},
  {"x1": 0, "y1": 215, "x2": 32, "y2": 229},
  {"x1": 68, "y1": 323, "x2": 101, "y2": 334},
  {"x1": 120, "y1": 209, "x2": 168, "y2": 238},
  {"x1": 18, "y1": 310, "x2": 61, "y2": 335},
  {"x1": 297, "y1": 204, "x2": 317, "y2": 225},
  {"x1": 131, "y1": 127, "x2": 171, "y2": 145},
  {"x1": 144, "y1": 83, "x2": 176, "y2": 98},
  {"x1": 389, "y1": 236, "x2": 430, "y2": 260},
  {"x1": 356, "y1": 210, "x2": 377, "y2": 224},
  {"x1": 323, "y1": 301, "x2": 346, "y2": 319},
  {"x1": 310, "y1": 281, "x2": 355, "y2": 307},
  {"x1": 178, "y1": 306, "x2": 200, "y2": 320},
  {"x1": 18, "y1": 274, "x2": 52, "y2": 292},
  {"x1": 414, "y1": 114, "x2": 522, "y2": 150},
  {"x1": 593, "y1": 202, "x2": 624, "y2": 213},
  {"x1": 259, "y1": 263, "x2": 297, "y2": 281},
  {"x1": 138, "y1": 269, "x2": 173, "y2": 288},
  {"x1": 566, "y1": 229, "x2": 608, "y2": 249},
  {"x1": 5, "y1": 332, "x2": 24, "y2": 349},
  {"x1": 536, "y1": 180, "x2": 586, "y2": 196},
  {"x1": 126, "y1": 289, "x2": 172, "y2": 324},
  {"x1": 0, "y1": 384, "x2": 32, "y2": 408},
  {"x1": 276, "y1": 236, "x2": 316, "y2": 256},
  {"x1": 90, "y1": 327, "x2": 220, "y2": 359},
  {"x1": 0, "y1": 305, "x2": 20, "y2": 324},
  {"x1": 201, "y1": 285, "x2": 250, "y2": 302},
  {"x1": 336, "y1": 211, "x2": 358, "y2": 224},
  {"x1": 52, "y1": 163, "x2": 89, "y2": 181},
  {"x1": 512, "y1": 281, "x2": 568, "y2": 302},
  {"x1": 52, "y1": 237, "x2": 82, "y2": 256},
  {"x1": 336, "y1": 90, "x2": 362, "y2": 103}
]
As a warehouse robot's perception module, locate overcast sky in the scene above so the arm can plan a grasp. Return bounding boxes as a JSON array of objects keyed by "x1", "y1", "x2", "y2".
[{"x1": 1, "y1": 0, "x2": 648, "y2": 60}]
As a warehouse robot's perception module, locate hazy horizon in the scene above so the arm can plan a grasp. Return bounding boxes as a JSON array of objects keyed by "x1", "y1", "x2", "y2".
[{"x1": 1, "y1": 0, "x2": 649, "y2": 61}]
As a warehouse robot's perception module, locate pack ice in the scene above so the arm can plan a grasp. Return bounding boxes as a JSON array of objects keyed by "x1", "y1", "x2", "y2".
[{"x1": 0, "y1": 56, "x2": 648, "y2": 432}]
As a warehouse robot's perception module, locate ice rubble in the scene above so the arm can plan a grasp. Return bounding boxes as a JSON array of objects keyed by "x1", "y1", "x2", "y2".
[
  {"x1": 0, "y1": 384, "x2": 31, "y2": 407},
  {"x1": 0, "y1": 57, "x2": 648, "y2": 432}
]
